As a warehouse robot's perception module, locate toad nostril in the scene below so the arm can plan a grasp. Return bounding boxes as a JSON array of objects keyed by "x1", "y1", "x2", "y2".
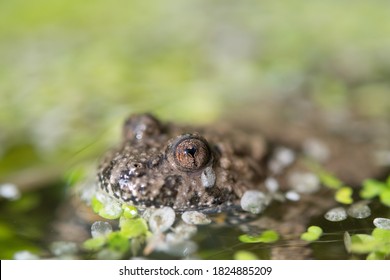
[{"x1": 129, "y1": 162, "x2": 146, "y2": 177}]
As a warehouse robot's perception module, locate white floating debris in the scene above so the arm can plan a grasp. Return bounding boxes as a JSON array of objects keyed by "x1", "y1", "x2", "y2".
[
  {"x1": 285, "y1": 191, "x2": 300, "y2": 201},
  {"x1": 141, "y1": 208, "x2": 154, "y2": 221},
  {"x1": 50, "y1": 241, "x2": 78, "y2": 257},
  {"x1": 347, "y1": 202, "x2": 371, "y2": 219},
  {"x1": 344, "y1": 232, "x2": 352, "y2": 253},
  {"x1": 268, "y1": 147, "x2": 295, "y2": 174},
  {"x1": 288, "y1": 172, "x2": 320, "y2": 194},
  {"x1": 181, "y1": 211, "x2": 211, "y2": 225},
  {"x1": 201, "y1": 167, "x2": 216, "y2": 188},
  {"x1": 265, "y1": 177, "x2": 279, "y2": 192},
  {"x1": 148, "y1": 207, "x2": 176, "y2": 233},
  {"x1": 324, "y1": 207, "x2": 347, "y2": 222},
  {"x1": 373, "y1": 217, "x2": 390, "y2": 230},
  {"x1": 171, "y1": 222, "x2": 198, "y2": 240},
  {"x1": 13, "y1": 250, "x2": 39, "y2": 260},
  {"x1": 91, "y1": 221, "x2": 113, "y2": 238},
  {"x1": 303, "y1": 138, "x2": 330, "y2": 162},
  {"x1": 0, "y1": 183, "x2": 21, "y2": 200},
  {"x1": 275, "y1": 147, "x2": 295, "y2": 166},
  {"x1": 240, "y1": 190, "x2": 268, "y2": 214}
]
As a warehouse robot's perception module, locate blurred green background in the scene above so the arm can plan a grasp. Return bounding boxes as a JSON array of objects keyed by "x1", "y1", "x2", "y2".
[
  {"x1": 1, "y1": 0, "x2": 390, "y2": 173},
  {"x1": 1, "y1": 0, "x2": 390, "y2": 259}
]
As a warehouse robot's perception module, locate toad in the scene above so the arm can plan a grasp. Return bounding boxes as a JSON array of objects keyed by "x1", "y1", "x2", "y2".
[{"x1": 97, "y1": 113, "x2": 269, "y2": 213}]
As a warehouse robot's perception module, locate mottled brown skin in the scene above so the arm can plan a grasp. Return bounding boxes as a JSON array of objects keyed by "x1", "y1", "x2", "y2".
[{"x1": 97, "y1": 113, "x2": 267, "y2": 212}]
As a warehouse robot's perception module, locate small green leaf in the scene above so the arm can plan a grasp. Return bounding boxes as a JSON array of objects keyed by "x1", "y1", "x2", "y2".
[
  {"x1": 107, "y1": 232, "x2": 130, "y2": 253},
  {"x1": 233, "y1": 250, "x2": 258, "y2": 260},
  {"x1": 260, "y1": 230, "x2": 279, "y2": 243},
  {"x1": 371, "y1": 228, "x2": 390, "y2": 255},
  {"x1": 350, "y1": 234, "x2": 377, "y2": 254},
  {"x1": 122, "y1": 205, "x2": 138, "y2": 219},
  {"x1": 91, "y1": 196, "x2": 104, "y2": 214},
  {"x1": 239, "y1": 230, "x2": 279, "y2": 244},
  {"x1": 119, "y1": 217, "x2": 148, "y2": 238},
  {"x1": 300, "y1": 226, "x2": 323, "y2": 242},
  {"x1": 372, "y1": 228, "x2": 390, "y2": 242},
  {"x1": 360, "y1": 179, "x2": 386, "y2": 199},
  {"x1": 335, "y1": 187, "x2": 353, "y2": 204},
  {"x1": 82, "y1": 236, "x2": 106, "y2": 251},
  {"x1": 379, "y1": 189, "x2": 390, "y2": 207},
  {"x1": 92, "y1": 196, "x2": 123, "y2": 219},
  {"x1": 366, "y1": 252, "x2": 386, "y2": 260}
]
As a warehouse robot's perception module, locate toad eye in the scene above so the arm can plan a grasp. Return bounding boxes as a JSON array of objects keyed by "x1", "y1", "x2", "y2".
[{"x1": 170, "y1": 135, "x2": 212, "y2": 172}]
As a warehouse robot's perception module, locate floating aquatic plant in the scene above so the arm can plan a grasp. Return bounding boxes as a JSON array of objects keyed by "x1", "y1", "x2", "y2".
[
  {"x1": 300, "y1": 226, "x2": 323, "y2": 242},
  {"x1": 91, "y1": 195, "x2": 123, "y2": 220},
  {"x1": 360, "y1": 176, "x2": 390, "y2": 207},
  {"x1": 119, "y1": 217, "x2": 149, "y2": 239},
  {"x1": 238, "y1": 230, "x2": 279, "y2": 244},
  {"x1": 82, "y1": 236, "x2": 106, "y2": 251},
  {"x1": 335, "y1": 186, "x2": 354, "y2": 204},
  {"x1": 346, "y1": 228, "x2": 390, "y2": 260},
  {"x1": 122, "y1": 205, "x2": 138, "y2": 219},
  {"x1": 234, "y1": 250, "x2": 258, "y2": 260}
]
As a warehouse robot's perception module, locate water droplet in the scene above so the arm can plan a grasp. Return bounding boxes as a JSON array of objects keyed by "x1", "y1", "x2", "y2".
[
  {"x1": 347, "y1": 201, "x2": 371, "y2": 219},
  {"x1": 324, "y1": 207, "x2": 347, "y2": 222},
  {"x1": 240, "y1": 190, "x2": 268, "y2": 214},
  {"x1": 149, "y1": 207, "x2": 176, "y2": 233},
  {"x1": 201, "y1": 167, "x2": 216, "y2": 188},
  {"x1": 275, "y1": 147, "x2": 295, "y2": 166},
  {"x1": 373, "y1": 217, "x2": 390, "y2": 230},
  {"x1": 91, "y1": 221, "x2": 113, "y2": 238},
  {"x1": 265, "y1": 177, "x2": 279, "y2": 192},
  {"x1": 181, "y1": 211, "x2": 211, "y2": 225},
  {"x1": 288, "y1": 172, "x2": 320, "y2": 194},
  {"x1": 268, "y1": 147, "x2": 295, "y2": 174},
  {"x1": 303, "y1": 138, "x2": 330, "y2": 162},
  {"x1": 285, "y1": 191, "x2": 300, "y2": 201}
]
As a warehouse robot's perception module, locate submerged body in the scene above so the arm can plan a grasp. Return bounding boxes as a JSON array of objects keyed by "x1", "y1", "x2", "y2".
[{"x1": 97, "y1": 114, "x2": 268, "y2": 212}]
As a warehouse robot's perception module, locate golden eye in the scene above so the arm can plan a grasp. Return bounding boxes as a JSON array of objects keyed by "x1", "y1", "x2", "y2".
[{"x1": 170, "y1": 135, "x2": 212, "y2": 172}]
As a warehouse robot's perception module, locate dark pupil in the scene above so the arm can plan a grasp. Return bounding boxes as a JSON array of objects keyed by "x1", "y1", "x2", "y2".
[
  {"x1": 172, "y1": 137, "x2": 211, "y2": 172},
  {"x1": 184, "y1": 146, "x2": 197, "y2": 158}
]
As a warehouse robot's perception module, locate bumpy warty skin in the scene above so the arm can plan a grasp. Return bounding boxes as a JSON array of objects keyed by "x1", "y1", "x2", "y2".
[{"x1": 97, "y1": 113, "x2": 267, "y2": 212}]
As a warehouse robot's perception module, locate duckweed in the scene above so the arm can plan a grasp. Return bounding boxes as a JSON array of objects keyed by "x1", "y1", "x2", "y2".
[
  {"x1": 300, "y1": 226, "x2": 323, "y2": 242},
  {"x1": 239, "y1": 230, "x2": 279, "y2": 244},
  {"x1": 335, "y1": 186, "x2": 354, "y2": 204}
]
